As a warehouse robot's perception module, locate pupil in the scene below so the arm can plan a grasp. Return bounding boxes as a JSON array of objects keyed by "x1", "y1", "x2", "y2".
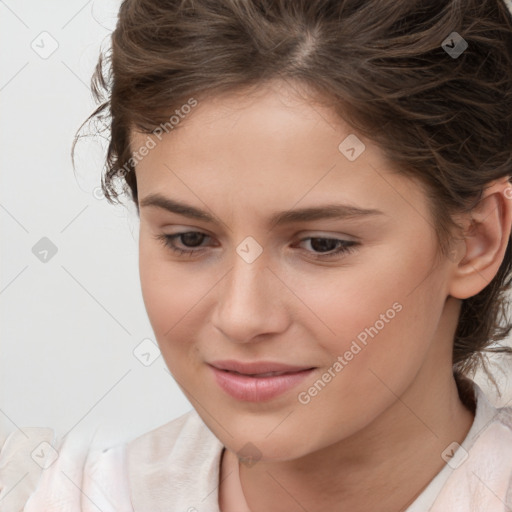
[
  {"x1": 182, "y1": 232, "x2": 204, "y2": 247},
  {"x1": 311, "y1": 238, "x2": 337, "y2": 253}
]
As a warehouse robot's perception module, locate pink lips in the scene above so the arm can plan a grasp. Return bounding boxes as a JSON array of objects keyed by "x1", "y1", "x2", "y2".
[{"x1": 208, "y1": 360, "x2": 315, "y2": 402}]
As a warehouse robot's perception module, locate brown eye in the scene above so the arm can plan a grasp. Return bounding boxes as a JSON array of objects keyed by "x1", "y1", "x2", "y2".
[
  {"x1": 297, "y1": 237, "x2": 359, "y2": 260},
  {"x1": 154, "y1": 232, "x2": 211, "y2": 256},
  {"x1": 177, "y1": 232, "x2": 207, "y2": 248}
]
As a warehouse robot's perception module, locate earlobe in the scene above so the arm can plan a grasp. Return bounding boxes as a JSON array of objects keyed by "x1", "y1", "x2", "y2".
[{"x1": 449, "y1": 177, "x2": 512, "y2": 300}]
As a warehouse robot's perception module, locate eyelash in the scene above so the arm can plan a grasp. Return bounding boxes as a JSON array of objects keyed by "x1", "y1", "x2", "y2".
[{"x1": 153, "y1": 232, "x2": 359, "y2": 260}]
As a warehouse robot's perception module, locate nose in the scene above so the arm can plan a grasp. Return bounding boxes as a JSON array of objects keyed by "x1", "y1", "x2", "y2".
[{"x1": 211, "y1": 250, "x2": 290, "y2": 344}]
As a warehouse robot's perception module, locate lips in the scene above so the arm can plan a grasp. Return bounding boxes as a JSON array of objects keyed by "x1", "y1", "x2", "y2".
[
  {"x1": 209, "y1": 359, "x2": 315, "y2": 376},
  {"x1": 229, "y1": 370, "x2": 289, "y2": 377},
  {"x1": 208, "y1": 360, "x2": 316, "y2": 401}
]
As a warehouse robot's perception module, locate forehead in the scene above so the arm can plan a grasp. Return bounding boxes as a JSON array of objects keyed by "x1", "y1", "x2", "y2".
[
  {"x1": 130, "y1": 79, "x2": 367, "y2": 166},
  {"x1": 130, "y1": 80, "x2": 431, "y2": 225}
]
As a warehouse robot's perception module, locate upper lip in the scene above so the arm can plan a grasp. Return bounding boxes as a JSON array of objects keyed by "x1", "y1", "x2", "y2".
[{"x1": 209, "y1": 360, "x2": 315, "y2": 375}]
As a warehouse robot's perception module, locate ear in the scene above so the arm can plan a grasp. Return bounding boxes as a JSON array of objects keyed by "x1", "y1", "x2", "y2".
[{"x1": 448, "y1": 176, "x2": 512, "y2": 300}]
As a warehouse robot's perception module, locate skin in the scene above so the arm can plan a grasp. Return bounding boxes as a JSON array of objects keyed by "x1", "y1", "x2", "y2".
[{"x1": 133, "y1": 79, "x2": 512, "y2": 511}]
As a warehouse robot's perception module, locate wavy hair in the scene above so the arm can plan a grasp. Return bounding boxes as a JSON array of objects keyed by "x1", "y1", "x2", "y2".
[{"x1": 74, "y1": 0, "x2": 512, "y2": 383}]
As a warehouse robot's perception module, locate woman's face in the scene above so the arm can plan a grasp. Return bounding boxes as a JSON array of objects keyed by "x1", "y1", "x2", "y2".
[{"x1": 134, "y1": 80, "x2": 456, "y2": 461}]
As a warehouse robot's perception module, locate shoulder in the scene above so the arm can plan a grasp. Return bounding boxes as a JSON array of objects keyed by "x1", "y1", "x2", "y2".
[
  {"x1": 0, "y1": 410, "x2": 224, "y2": 511},
  {"x1": 430, "y1": 386, "x2": 512, "y2": 511},
  {"x1": 126, "y1": 408, "x2": 225, "y2": 510},
  {"x1": 8, "y1": 427, "x2": 134, "y2": 512},
  {"x1": 495, "y1": 402, "x2": 512, "y2": 431},
  {"x1": 0, "y1": 427, "x2": 55, "y2": 510},
  {"x1": 127, "y1": 407, "x2": 220, "y2": 464}
]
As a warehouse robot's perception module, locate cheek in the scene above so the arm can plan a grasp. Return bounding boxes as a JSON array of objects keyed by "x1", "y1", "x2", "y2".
[
  {"x1": 138, "y1": 235, "x2": 224, "y2": 371},
  {"x1": 285, "y1": 256, "x2": 444, "y2": 447},
  {"x1": 302, "y1": 244, "x2": 442, "y2": 390},
  {"x1": 138, "y1": 237, "x2": 199, "y2": 346}
]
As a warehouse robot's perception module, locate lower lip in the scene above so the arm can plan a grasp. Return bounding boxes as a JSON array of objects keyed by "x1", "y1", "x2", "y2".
[{"x1": 209, "y1": 365, "x2": 315, "y2": 402}]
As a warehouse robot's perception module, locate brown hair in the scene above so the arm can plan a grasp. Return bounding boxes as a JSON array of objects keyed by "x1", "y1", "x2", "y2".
[{"x1": 75, "y1": 0, "x2": 512, "y2": 382}]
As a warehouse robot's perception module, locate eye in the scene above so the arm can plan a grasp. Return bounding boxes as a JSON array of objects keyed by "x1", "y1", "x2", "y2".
[
  {"x1": 154, "y1": 231, "x2": 211, "y2": 256},
  {"x1": 296, "y1": 237, "x2": 359, "y2": 260},
  {"x1": 154, "y1": 232, "x2": 359, "y2": 260}
]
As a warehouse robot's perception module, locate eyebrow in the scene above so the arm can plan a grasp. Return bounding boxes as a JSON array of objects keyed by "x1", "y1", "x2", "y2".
[{"x1": 139, "y1": 193, "x2": 385, "y2": 227}]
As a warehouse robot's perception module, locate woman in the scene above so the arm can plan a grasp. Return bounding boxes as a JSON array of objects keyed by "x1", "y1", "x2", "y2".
[{"x1": 3, "y1": 0, "x2": 512, "y2": 510}]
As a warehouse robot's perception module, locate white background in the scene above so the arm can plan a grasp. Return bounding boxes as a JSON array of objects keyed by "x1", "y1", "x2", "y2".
[
  {"x1": 1, "y1": 0, "x2": 511, "y2": 449},
  {"x1": 0, "y1": 0, "x2": 191, "y2": 448}
]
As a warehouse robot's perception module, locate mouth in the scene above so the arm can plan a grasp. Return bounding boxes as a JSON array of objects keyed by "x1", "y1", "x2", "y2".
[
  {"x1": 218, "y1": 368, "x2": 314, "y2": 377},
  {"x1": 208, "y1": 359, "x2": 315, "y2": 375},
  {"x1": 208, "y1": 361, "x2": 317, "y2": 402}
]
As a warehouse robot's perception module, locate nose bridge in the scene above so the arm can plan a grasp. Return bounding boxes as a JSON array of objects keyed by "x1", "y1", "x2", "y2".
[
  {"x1": 212, "y1": 244, "x2": 286, "y2": 342},
  {"x1": 225, "y1": 231, "x2": 270, "y2": 297},
  {"x1": 223, "y1": 246, "x2": 272, "y2": 312}
]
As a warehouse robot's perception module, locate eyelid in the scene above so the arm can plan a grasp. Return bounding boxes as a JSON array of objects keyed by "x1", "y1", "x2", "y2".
[
  {"x1": 158, "y1": 229, "x2": 358, "y2": 246},
  {"x1": 155, "y1": 230, "x2": 360, "y2": 261},
  {"x1": 159, "y1": 225, "x2": 358, "y2": 239},
  {"x1": 297, "y1": 230, "x2": 359, "y2": 241}
]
